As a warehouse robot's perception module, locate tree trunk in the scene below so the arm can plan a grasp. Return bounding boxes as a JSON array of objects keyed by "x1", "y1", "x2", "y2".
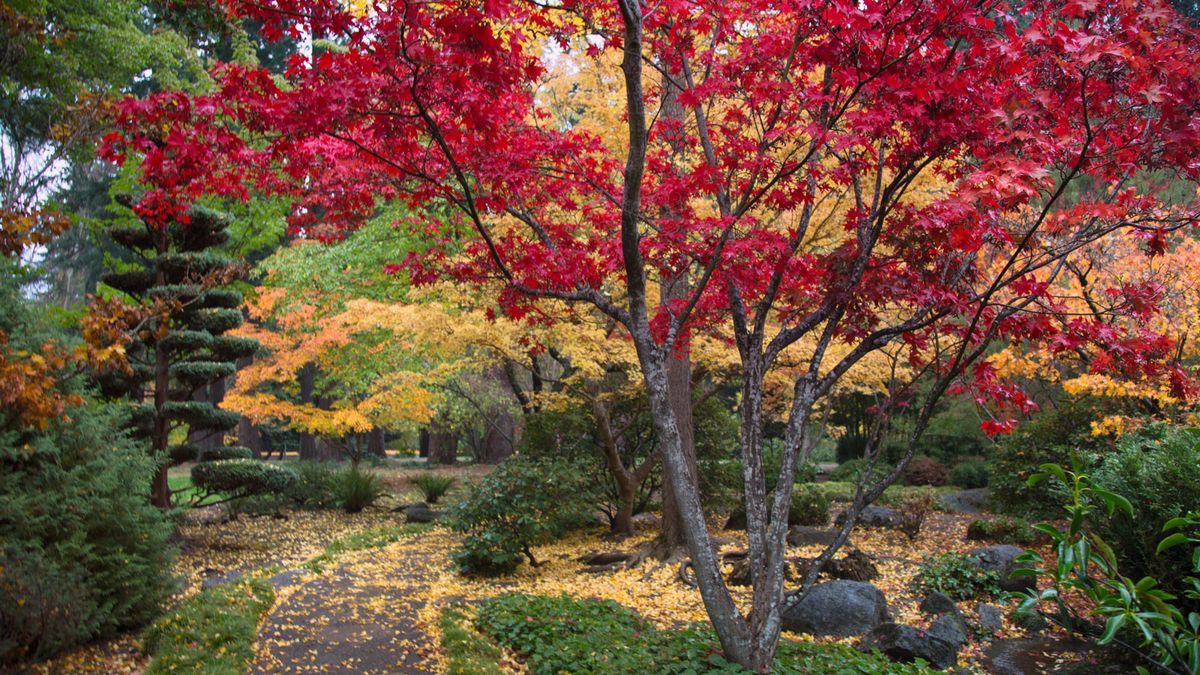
[
  {"x1": 236, "y1": 356, "x2": 265, "y2": 458},
  {"x1": 427, "y1": 418, "x2": 457, "y2": 465},
  {"x1": 418, "y1": 428, "x2": 430, "y2": 458},
  {"x1": 298, "y1": 363, "x2": 316, "y2": 460},
  {"x1": 150, "y1": 228, "x2": 171, "y2": 509},
  {"x1": 480, "y1": 410, "x2": 514, "y2": 464},
  {"x1": 368, "y1": 426, "x2": 386, "y2": 457},
  {"x1": 657, "y1": 63, "x2": 698, "y2": 550}
]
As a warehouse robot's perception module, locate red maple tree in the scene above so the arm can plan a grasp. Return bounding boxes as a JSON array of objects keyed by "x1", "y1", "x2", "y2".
[{"x1": 103, "y1": 0, "x2": 1200, "y2": 667}]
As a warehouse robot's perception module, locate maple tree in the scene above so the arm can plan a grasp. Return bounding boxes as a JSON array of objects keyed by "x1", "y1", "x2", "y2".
[{"x1": 102, "y1": 0, "x2": 1200, "y2": 668}]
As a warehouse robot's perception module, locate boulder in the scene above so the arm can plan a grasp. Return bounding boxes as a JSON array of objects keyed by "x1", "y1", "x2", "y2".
[
  {"x1": 404, "y1": 504, "x2": 441, "y2": 523},
  {"x1": 723, "y1": 509, "x2": 747, "y2": 531},
  {"x1": 967, "y1": 544, "x2": 1035, "y2": 592},
  {"x1": 930, "y1": 611, "x2": 969, "y2": 649},
  {"x1": 781, "y1": 580, "x2": 890, "y2": 637},
  {"x1": 976, "y1": 603, "x2": 1003, "y2": 637},
  {"x1": 1011, "y1": 607, "x2": 1049, "y2": 633},
  {"x1": 859, "y1": 622, "x2": 961, "y2": 670},
  {"x1": 918, "y1": 592, "x2": 959, "y2": 616},
  {"x1": 835, "y1": 505, "x2": 904, "y2": 529},
  {"x1": 787, "y1": 525, "x2": 841, "y2": 547},
  {"x1": 826, "y1": 549, "x2": 879, "y2": 581}
]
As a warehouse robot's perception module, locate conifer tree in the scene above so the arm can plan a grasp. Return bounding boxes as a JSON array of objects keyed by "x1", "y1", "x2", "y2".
[{"x1": 98, "y1": 197, "x2": 258, "y2": 507}]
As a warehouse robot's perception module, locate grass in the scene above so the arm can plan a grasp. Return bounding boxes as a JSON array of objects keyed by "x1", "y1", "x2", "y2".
[
  {"x1": 439, "y1": 605, "x2": 504, "y2": 675},
  {"x1": 143, "y1": 576, "x2": 275, "y2": 674},
  {"x1": 303, "y1": 523, "x2": 433, "y2": 572},
  {"x1": 810, "y1": 481, "x2": 958, "y2": 506},
  {"x1": 167, "y1": 473, "x2": 205, "y2": 505}
]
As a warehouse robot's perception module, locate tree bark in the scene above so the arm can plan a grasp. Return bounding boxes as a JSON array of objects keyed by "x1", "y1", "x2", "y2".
[
  {"x1": 427, "y1": 416, "x2": 457, "y2": 465},
  {"x1": 298, "y1": 363, "x2": 316, "y2": 460},
  {"x1": 480, "y1": 410, "x2": 514, "y2": 464},
  {"x1": 418, "y1": 427, "x2": 430, "y2": 458},
  {"x1": 368, "y1": 426, "x2": 386, "y2": 457}
]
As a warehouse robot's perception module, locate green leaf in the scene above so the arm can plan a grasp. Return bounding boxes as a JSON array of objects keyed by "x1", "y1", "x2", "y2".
[{"x1": 1157, "y1": 532, "x2": 1191, "y2": 555}]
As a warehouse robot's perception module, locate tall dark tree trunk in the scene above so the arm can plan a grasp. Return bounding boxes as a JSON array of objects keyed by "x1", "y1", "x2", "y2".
[
  {"x1": 368, "y1": 426, "x2": 386, "y2": 457},
  {"x1": 418, "y1": 428, "x2": 430, "y2": 458},
  {"x1": 480, "y1": 410, "x2": 514, "y2": 464},
  {"x1": 657, "y1": 63, "x2": 698, "y2": 550},
  {"x1": 427, "y1": 421, "x2": 457, "y2": 465},
  {"x1": 298, "y1": 363, "x2": 316, "y2": 460}
]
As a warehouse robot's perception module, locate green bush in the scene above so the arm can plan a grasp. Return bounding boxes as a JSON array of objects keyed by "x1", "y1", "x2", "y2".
[
  {"x1": 835, "y1": 434, "x2": 870, "y2": 463},
  {"x1": 188, "y1": 308, "x2": 243, "y2": 334},
  {"x1": 903, "y1": 455, "x2": 949, "y2": 486},
  {"x1": 949, "y1": 458, "x2": 989, "y2": 488},
  {"x1": 411, "y1": 473, "x2": 455, "y2": 504},
  {"x1": 169, "y1": 361, "x2": 236, "y2": 388},
  {"x1": 209, "y1": 335, "x2": 260, "y2": 360},
  {"x1": 198, "y1": 446, "x2": 253, "y2": 462},
  {"x1": 143, "y1": 577, "x2": 274, "y2": 674},
  {"x1": 191, "y1": 459, "x2": 298, "y2": 499},
  {"x1": 1089, "y1": 424, "x2": 1200, "y2": 602},
  {"x1": 966, "y1": 516, "x2": 1039, "y2": 544},
  {"x1": 333, "y1": 465, "x2": 385, "y2": 513},
  {"x1": 162, "y1": 401, "x2": 240, "y2": 431},
  {"x1": 990, "y1": 399, "x2": 1111, "y2": 518},
  {"x1": 0, "y1": 403, "x2": 176, "y2": 664},
  {"x1": 828, "y1": 458, "x2": 893, "y2": 484},
  {"x1": 474, "y1": 593, "x2": 929, "y2": 674},
  {"x1": 286, "y1": 460, "x2": 340, "y2": 507},
  {"x1": 788, "y1": 484, "x2": 830, "y2": 526},
  {"x1": 449, "y1": 457, "x2": 599, "y2": 575},
  {"x1": 910, "y1": 552, "x2": 1001, "y2": 601},
  {"x1": 169, "y1": 443, "x2": 201, "y2": 464},
  {"x1": 157, "y1": 329, "x2": 213, "y2": 353}
]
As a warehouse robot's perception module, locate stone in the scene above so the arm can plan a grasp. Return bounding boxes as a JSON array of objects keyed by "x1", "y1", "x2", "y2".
[
  {"x1": 403, "y1": 504, "x2": 441, "y2": 523},
  {"x1": 859, "y1": 622, "x2": 960, "y2": 670},
  {"x1": 835, "y1": 505, "x2": 904, "y2": 529},
  {"x1": 918, "y1": 592, "x2": 959, "y2": 616},
  {"x1": 967, "y1": 544, "x2": 1035, "y2": 592},
  {"x1": 937, "y1": 488, "x2": 989, "y2": 515},
  {"x1": 1011, "y1": 607, "x2": 1049, "y2": 633},
  {"x1": 390, "y1": 501, "x2": 430, "y2": 513},
  {"x1": 723, "y1": 508, "x2": 746, "y2": 531},
  {"x1": 578, "y1": 551, "x2": 631, "y2": 566},
  {"x1": 787, "y1": 525, "x2": 841, "y2": 547},
  {"x1": 976, "y1": 604, "x2": 1003, "y2": 637},
  {"x1": 930, "y1": 611, "x2": 969, "y2": 649},
  {"x1": 781, "y1": 580, "x2": 890, "y2": 637},
  {"x1": 827, "y1": 549, "x2": 879, "y2": 581}
]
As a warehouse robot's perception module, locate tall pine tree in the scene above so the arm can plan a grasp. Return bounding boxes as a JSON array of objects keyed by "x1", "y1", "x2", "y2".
[{"x1": 98, "y1": 197, "x2": 258, "y2": 507}]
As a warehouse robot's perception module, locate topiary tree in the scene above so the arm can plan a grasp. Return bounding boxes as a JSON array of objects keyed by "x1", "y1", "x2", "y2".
[{"x1": 98, "y1": 198, "x2": 259, "y2": 507}]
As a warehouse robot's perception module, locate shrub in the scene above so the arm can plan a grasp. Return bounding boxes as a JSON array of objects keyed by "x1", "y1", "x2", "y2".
[
  {"x1": 828, "y1": 458, "x2": 893, "y2": 484},
  {"x1": 788, "y1": 484, "x2": 830, "y2": 526},
  {"x1": 162, "y1": 400, "x2": 240, "y2": 431},
  {"x1": 168, "y1": 361, "x2": 236, "y2": 388},
  {"x1": 910, "y1": 552, "x2": 1001, "y2": 601},
  {"x1": 411, "y1": 473, "x2": 456, "y2": 504},
  {"x1": 1089, "y1": 424, "x2": 1200, "y2": 602},
  {"x1": 286, "y1": 460, "x2": 340, "y2": 508},
  {"x1": 835, "y1": 434, "x2": 869, "y2": 463},
  {"x1": 333, "y1": 465, "x2": 385, "y2": 513},
  {"x1": 949, "y1": 458, "x2": 989, "y2": 489},
  {"x1": 903, "y1": 455, "x2": 949, "y2": 486},
  {"x1": 990, "y1": 399, "x2": 1112, "y2": 518},
  {"x1": 169, "y1": 443, "x2": 201, "y2": 464},
  {"x1": 191, "y1": 459, "x2": 298, "y2": 499},
  {"x1": 197, "y1": 446, "x2": 253, "y2": 462},
  {"x1": 474, "y1": 593, "x2": 929, "y2": 674},
  {"x1": 0, "y1": 403, "x2": 176, "y2": 664},
  {"x1": 449, "y1": 457, "x2": 599, "y2": 575},
  {"x1": 896, "y1": 488, "x2": 937, "y2": 541},
  {"x1": 966, "y1": 516, "x2": 1039, "y2": 544},
  {"x1": 143, "y1": 577, "x2": 274, "y2": 674}
]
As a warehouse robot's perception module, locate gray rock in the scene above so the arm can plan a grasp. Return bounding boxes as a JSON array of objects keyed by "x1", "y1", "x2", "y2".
[
  {"x1": 1011, "y1": 607, "x2": 1049, "y2": 633},
  {"x1": 977, "y1": 604, "x2": 1003, "y2": 636},
  {"x1": 836, "y1": 505, "x2": 904, "y2": 529},
  {"x1": 930, "y1": 611, "x2": 969, "y2": 648},
  {"x1": 859, "y1": 622, "x2": 960, "y2": 670},
  {"x1": 781, "y1": 580, "x2": 890, "y2": 637},
  {"x1": 938, "y1": 488, "x2": 989, "y2": 515},
  {"x1": 967, "y1": 544, "x2": 1035, "y2": 592},
  {"x1": 404, "y1": 504, "x2": 441, "y2": 523},
  {"x1": 918, "y1": 592, "x2": 959, "y2": 616},
  {"x1": 787, "y1": 525, "x2": 841, "y2": 547}
]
